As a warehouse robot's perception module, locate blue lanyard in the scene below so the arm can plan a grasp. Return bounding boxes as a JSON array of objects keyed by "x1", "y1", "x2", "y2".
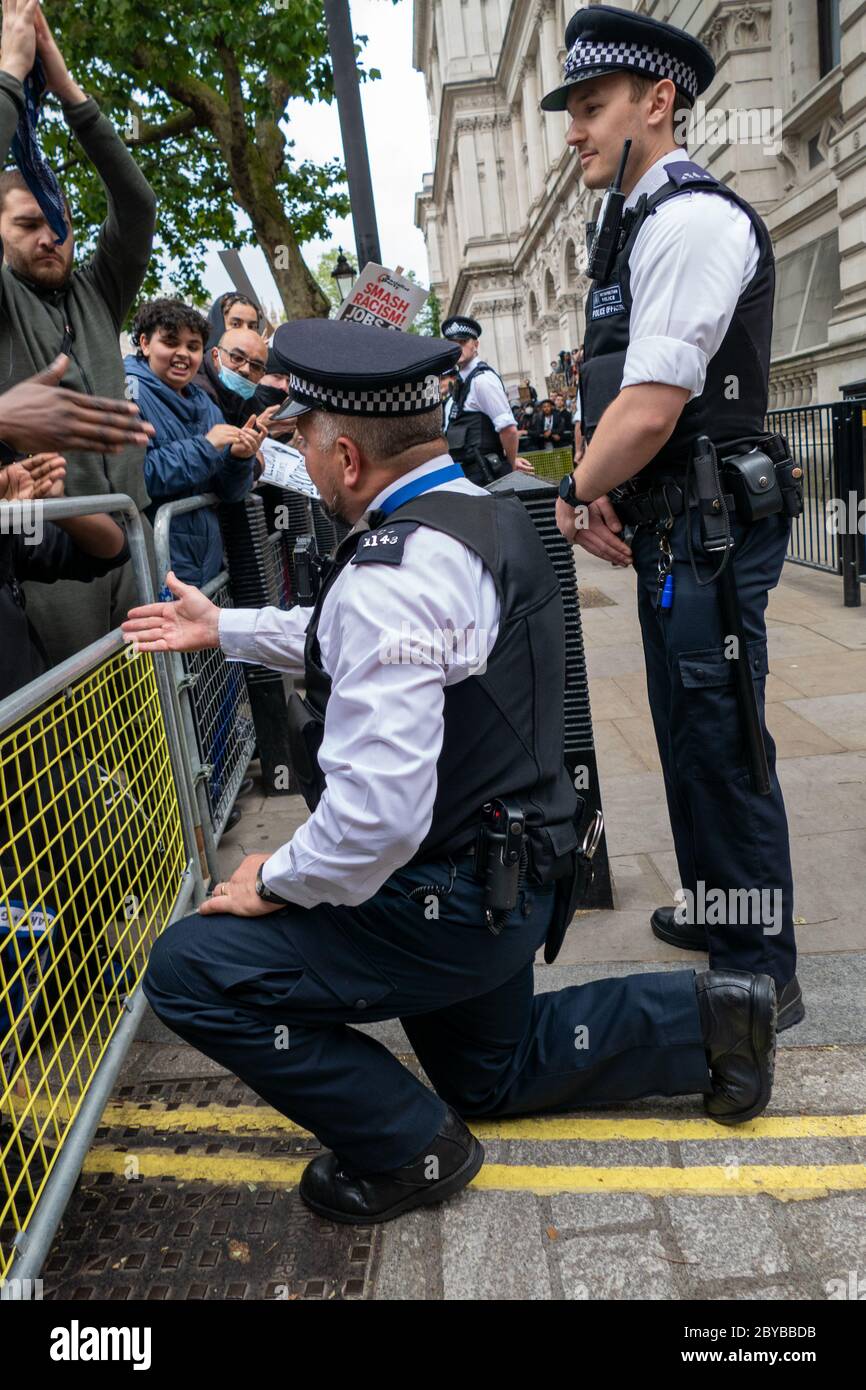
[{"x1": 376, "y1": 462, "x2": 464, "y2": 517}]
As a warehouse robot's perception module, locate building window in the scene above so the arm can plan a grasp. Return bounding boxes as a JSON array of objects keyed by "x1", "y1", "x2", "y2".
[
  {"x1": 817, "y1": 0, "x2": 841, "y2": 78},
  {"x1": 771, "y1": 232, "x2": 841, "y2": 359},
  {"x1": 807, "y1": 134, "x2": 824, "y2": 168}
]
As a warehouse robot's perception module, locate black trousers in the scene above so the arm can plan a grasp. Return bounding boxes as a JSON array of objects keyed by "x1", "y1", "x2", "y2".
[
  {"x1": 144, "y1": 859, "x2": 710, "y2": 1173},
  {"x1": 631, "y1": 508, "x2": 796, "y2": 990}
]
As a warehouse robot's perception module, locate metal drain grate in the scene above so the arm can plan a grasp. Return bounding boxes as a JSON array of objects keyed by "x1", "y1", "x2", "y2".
[{"x1": 40, "y1": 1074, "x2": 378, "y2": 1300}]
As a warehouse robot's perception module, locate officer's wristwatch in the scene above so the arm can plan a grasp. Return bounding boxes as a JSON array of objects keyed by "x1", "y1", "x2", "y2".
[
  {"x1": 255, "y1": 863, "x2": 289, "y2": 906},
  {"x1": 558, "y1": 474, "x2": 590, "y2": 509}
]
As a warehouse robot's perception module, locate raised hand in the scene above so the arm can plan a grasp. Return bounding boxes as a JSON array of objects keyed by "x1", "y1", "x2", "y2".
[
  {"x1": 0, "y1": 356, "x2": 155, "y2": 454},
  {"x1": 230, "y1": 413, "x2": 267, "y2": 459},
  {"x1": 205, "y1": 423, "x2": 242, "y2": 450},
  {"x1": 33, "y1": 2, "x2": 83, "y2": 102},
  {"x1": 17, "y1": 451, "x2": 66, "y2": 497},
  {"x1": 0, "y1": 460, "x2": 35, "y2": 501},
  {"x1": 0, "y1": 0, "x2": 38, "y2": 82},
  {"x1": 122, "y1": 570, "x2": 221, "y2": 653}
]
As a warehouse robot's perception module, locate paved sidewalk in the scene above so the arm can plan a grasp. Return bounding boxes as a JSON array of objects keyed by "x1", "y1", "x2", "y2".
[{"x1": 46, "y1": 553, "x2": 865, "y2": 1301}]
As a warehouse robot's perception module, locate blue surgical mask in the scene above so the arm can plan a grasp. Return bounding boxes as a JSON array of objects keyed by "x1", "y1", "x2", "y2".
[{"x1": 218, "y1": 364, "x2": 257, "y2": 399}]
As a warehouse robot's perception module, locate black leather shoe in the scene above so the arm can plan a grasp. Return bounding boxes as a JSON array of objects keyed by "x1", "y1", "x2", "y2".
[
  {"x1": 654, "y1": 910, "x2": 806, "y2": 1034},
  {"x1": 299, "y1": 1107, "x2": 484, "y2": 1224},
  {"x1": 224, "y1": 805, "x2": 242, "y2": 832},
  {"x1": 778, "y1": 974, "x2": 805, "y2": 1030},
  {"x1": 237, "y1": 777, "x2": 255, "y2": 799},
  {"x1": 696, "y1": 969, "x2": 777, "y2": 1125},
  {"x1": 651, "y1": 906, "x2": 708, "y2": 952}
]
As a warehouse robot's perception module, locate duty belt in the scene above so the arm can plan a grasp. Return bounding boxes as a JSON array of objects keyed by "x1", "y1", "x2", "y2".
[{"x1": 609, "y1": 478, "x2": 736, "y2": 528}]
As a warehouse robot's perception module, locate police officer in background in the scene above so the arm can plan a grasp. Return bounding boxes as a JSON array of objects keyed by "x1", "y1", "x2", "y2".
[
  {"x1": 125, "y1": 319, "x2": 778, "y2": 1225},
  {"x1": 441, "y1": 315, "x2": 529, "y2": 483},
  {"x1": 546, "y1": 6, "x2": 803, "y2": 1029}
]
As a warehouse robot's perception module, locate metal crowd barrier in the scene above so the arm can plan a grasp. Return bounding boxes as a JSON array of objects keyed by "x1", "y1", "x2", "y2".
[
  {"x1": 152, "y1": 495, "x2": 257, "y2": 883},
  {"x1": 767, "y1": 403, "x2": 839, "y2": 575},
  {"x1": 0, "y1": 495, "x2": 205, "y2": 1288},
  {"x1": 518, "y1": 444, "x2": 574, "y2": 482}
]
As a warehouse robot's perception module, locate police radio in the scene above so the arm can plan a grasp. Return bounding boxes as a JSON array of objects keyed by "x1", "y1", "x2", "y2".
[{"x1": 585, "y1": 139, "x2": 632, "y2": 282}]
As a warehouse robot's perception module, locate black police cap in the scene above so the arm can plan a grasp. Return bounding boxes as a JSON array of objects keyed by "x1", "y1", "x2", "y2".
[
  {"x1": 441, "y1": 315, "x2": 482, "y2": 342},
  {"x1": 540, "y1": 3, "x2": 715, "y2": 112},
  {"x1": 269, "y1": 319, "x2": 461, "y2": 420}
]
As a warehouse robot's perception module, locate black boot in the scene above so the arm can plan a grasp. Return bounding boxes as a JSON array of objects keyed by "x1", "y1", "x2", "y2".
[
  {"x1": 654, "y1": 909, "x2": 806, "y2": 1032},
  {"x1": 651, "y1": 905, "x2": 708, "y2": 952},
  {"x1": 696, "y1": 969, "x2": 777, "y2": 1125},
  {"x1": 777, "y1": 974, "x2": 805, "y2": 1030},
  {"x1": 299, "y1": 1107, "x2": 484, "y2": 1224}
]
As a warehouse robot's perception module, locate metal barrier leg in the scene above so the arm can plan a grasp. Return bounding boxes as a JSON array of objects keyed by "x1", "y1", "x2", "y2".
[{"x1": 834, "y1": 403, "x2": 863, "y2": 608}]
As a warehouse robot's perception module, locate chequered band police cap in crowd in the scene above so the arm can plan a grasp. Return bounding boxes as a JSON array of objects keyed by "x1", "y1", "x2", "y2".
[
  {"x1": 441, "y1": 315, "x2": 482, "y2": 341},
  {"x1": 269, "y1": 318, "x2": 461, "y2": 420},
  {"x1": 540, "y1": 4, "x2": 715, "y2": 112}
]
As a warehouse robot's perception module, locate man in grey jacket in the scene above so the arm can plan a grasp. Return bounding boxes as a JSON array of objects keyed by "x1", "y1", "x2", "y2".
[{"x1": 0, "y1": 0, "x2": 157, "y2": 664}]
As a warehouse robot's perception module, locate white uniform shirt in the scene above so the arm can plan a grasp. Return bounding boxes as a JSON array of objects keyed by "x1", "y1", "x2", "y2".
[
  {"x1": 218, "y1": 456, "x2": 501, "y2": 908},
  {"x1": 619, "y1": 150, "x2": 761, "y2": 401},
  {"x1": 456, "y1": 358, "x2": 515, "y2": 433}
]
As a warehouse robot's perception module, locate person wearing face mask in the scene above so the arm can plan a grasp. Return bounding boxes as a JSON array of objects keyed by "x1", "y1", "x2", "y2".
[
  {"x1": 195, "y1": 326, "x2": 273, "y2": 427},
  {"x1": 124, "y1": 298, "x2": 261, "y2": 588}
]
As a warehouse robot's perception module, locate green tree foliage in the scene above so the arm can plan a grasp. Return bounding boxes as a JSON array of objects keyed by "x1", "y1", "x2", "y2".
[{"x1": 37, "y1": 0, "x2": 376, "y2": 318}]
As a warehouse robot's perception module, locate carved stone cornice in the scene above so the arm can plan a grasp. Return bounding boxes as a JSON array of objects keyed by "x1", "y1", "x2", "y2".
[{"x1": 700, "y1": 2, "x2": 772, "y2": 65}]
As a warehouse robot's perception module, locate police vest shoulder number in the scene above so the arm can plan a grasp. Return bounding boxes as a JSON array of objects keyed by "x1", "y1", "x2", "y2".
[
  {"x1": 351, "y1": 520, "x2": 421, "y2": 566},
  {"x1": 590, "y1": 284, "x2": 625, "y2": 320}
]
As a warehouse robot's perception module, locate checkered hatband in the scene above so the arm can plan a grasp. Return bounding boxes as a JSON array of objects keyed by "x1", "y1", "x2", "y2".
[
  {"x1": 563, "y1": 38, "x2": 699, "y2": 101},
  {"x1": 443, "y1": 320, "x2": 478, "y2": 339},
  {"x1": 288, "y1": 371, "x2": 442, "y2": 415}
]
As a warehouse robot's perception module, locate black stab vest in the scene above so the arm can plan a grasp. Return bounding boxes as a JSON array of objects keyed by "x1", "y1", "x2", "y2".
[
  {"x1": 445, "y1": 362, "x2": 511, "y2": 483},
  {"x1": 580, "y1": 159, "x2": 775, "y2": 481},
  {"x1": 285, "y1": 491, "x2": 581, "y2": 882}
]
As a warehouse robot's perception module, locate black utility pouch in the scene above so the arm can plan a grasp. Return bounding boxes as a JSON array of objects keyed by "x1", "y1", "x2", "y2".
[
  {"x1": 722, "y1": 445, "x2": 785, "y2": 522},
  {"x1": 285, "y1": 692, "x2": 327, "y2": 810},
  {"x1": 765, "y1": 433, "x2": 805, "y2": 519}
]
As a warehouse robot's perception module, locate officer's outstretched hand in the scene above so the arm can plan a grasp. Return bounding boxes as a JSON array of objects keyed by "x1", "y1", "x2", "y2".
[
  {"x1": 122, "y1": 571, "x2": 221, "y2": 653},
  {"x1": 556, "y1": 495, "x2": 632, "y2": 567},
  {"x1": 199, "y1": 852, "x2": 284, "y2": 917}
]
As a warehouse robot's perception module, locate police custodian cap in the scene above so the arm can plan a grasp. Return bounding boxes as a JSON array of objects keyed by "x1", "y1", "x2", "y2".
[
  {"x1": 540, "y1": 4, "x2": 715, "y2": 113},
  {"x1": 270, "y1": 319, "x2": 461, "y2": 419},
  {"x1": 441, "y1": 315, "x2": 482, "y2": 342}
]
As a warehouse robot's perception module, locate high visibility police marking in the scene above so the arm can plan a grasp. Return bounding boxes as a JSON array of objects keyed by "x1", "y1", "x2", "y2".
[
  {"x1": 590, "y1": 284, "x2": 625, "y2": 320},
  {"x1": 351, "y1": 521, "x2": 419, "y2": 565}
]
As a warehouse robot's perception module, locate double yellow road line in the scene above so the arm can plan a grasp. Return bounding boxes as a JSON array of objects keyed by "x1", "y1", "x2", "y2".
[{"x1": 80, "y1": 1101, "x2": 866, "y2": 1200}]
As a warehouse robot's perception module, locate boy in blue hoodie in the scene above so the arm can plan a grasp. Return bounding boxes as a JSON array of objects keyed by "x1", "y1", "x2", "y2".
[{"x1": 125, "y1": 299, "x2": 261, "y2": 587}]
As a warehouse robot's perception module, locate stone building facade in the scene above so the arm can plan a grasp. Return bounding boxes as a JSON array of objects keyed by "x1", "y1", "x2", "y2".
[{"x1": 413, "y1": 0, "x2": 866, "y2": 408}]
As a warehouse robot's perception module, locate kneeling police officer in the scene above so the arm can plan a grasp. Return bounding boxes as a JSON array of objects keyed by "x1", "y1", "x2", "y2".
[
  {"x1": 547, "y1": 6, "x2": 804, "y2": 1029},
  {"x1": 124, "y1": 319, "x2": 777, "y2": 1225}
]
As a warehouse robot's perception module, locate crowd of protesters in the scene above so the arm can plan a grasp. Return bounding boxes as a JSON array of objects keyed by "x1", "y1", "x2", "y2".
[
  {"x1": 0, "y1": 5, "x2": 300, "y2": 721},
  {"x1": 0, "y1": 2, "x2": 588, "y2": 733}
]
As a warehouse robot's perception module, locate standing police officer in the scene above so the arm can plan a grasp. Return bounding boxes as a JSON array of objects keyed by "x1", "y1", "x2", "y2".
[
  {"x1": 124, "y1": 319, "x2": 777, "y2": 1225},
  {"x1": 441, "y1": 314, "x2": 523, "y2": 484},
  {"x1": 546, "y1": 6, "x2": 803, "y2": 1029}
]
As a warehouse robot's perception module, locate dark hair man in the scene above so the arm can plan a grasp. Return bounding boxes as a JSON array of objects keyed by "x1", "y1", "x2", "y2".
[
  {"x1": 0, "y1": 0, "x2": 157, "y2": 666},
  {"x1": 547, "y1": 5, "x2": 802, "y2": 1029},
  {"x1": 204, "y1": 290, "x2": 263, "y2": 350},
  {"x1": 123, "y1": 318, "x2": 777, "y2": 1227},
  {"x1": 125, "y1": 298, "x2": 259, "y2": 587}
]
